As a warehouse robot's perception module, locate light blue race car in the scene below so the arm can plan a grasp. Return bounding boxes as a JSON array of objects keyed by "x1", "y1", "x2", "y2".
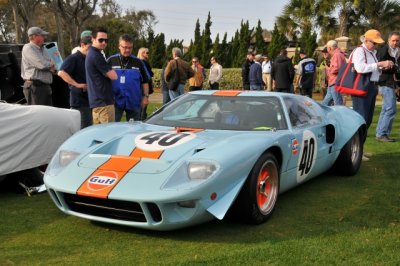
[{"x1": 44, "y1": 91, "x2": 366, "y2": 231}]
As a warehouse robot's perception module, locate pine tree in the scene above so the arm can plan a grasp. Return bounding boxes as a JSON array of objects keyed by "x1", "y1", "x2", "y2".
[
  {"x1": 230, "y1": 30, "x2": 240, "y2": 67},
  {"x1": 149, "y1": 33, "x2": 166, "y2": 68},
  {"x1": 254, "y1": 20, "x2": 265, "y2": 55},
  {"x1": 234, "y1": 20, "x2": 252, "y2": 67},
  {"x1": 298, "y1": 25, "x2": 317, "y2": 58},
  {"x1": 268, "y1": 23, "x2": 288, "y2": 60},
  {"x1": 210, "y1": 33, "x2": 220, "y2": 68},
  {"x1": 191, "y1": 19, "x2": 202, "y2": 59},
  {"x1": 219, "y1": 32, "x2": 229, "y2": 67},
  {"x1": 200, "y1": 12, "x2": 213, "y2": 66}
]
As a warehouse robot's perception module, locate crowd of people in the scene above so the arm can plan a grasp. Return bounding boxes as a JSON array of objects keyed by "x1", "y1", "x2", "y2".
[{"x1": 21, "y1": 26, "x2": 399, "y2": 147}]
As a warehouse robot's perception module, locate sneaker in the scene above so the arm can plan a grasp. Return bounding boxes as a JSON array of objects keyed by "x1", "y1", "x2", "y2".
[
  {"x1": 362, "y1": 155, "x2": 370, "y2": 161},
  {"x1": 376, "y1": 135, "x2": 395, "y2": 142}
]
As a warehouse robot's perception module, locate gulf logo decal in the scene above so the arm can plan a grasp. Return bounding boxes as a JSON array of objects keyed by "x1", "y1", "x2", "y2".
[
  {"x1": 87, "y1": 172, "x2": 117, "y2": 191},
  {"x1": 135, "y1": 131, "x2": 196, "y2": 152},
  {"x1": 77, "y1": 149, "x2": 163, "y2": 199},
  {"x1": 291, "y1": 139, "x2": 299, "y2": 156},
  {"x1": 296, "y1": 130, "x2": 317, "y2": 183}
]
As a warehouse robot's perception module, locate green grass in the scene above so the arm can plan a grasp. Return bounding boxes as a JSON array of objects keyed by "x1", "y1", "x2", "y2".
[{"x1": 1, "y1": 106, "x2": 399, "y2": 265}]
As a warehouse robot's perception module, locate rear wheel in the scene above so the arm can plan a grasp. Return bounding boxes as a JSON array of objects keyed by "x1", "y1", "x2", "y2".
[
  {"x1": 333, "y1": 129, "x2": 363, "y2": 176},
  {"x1": 234, "y1": 152, "x2": 280, "y2": 224}
]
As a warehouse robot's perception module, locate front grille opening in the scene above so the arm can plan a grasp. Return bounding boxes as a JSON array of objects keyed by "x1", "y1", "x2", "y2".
[
  {"x1": 63, "y1": 193, "x2": 146, "y2": 222},
  {"x1": 146, "y1": 202, "x2": 162, "y2": 222}
]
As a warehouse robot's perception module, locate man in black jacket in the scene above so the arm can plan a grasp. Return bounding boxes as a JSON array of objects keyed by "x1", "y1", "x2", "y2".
[
  {"x1": 241, "y1": 51, "x2": 255, "y2": 90},
  {"x1": 271, "y1": 49, "x2": 295, "y2": 93},
  {"x1": 375, "y1": 31, "x2": 400, "y2": 142}
]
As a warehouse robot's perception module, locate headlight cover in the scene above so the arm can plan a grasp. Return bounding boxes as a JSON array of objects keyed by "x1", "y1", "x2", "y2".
[
  {"x1": 188, "y1": 162, "x2": 217, "y2": 180},
  {"x1": 45, "y1": 150, "x2": 80, "y2": 176}
]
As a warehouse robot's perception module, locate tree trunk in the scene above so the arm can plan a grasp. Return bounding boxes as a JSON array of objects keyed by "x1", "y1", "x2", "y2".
[
  {"x1": 11, "y1": 5, "x2": 21, "y2": 43},
  {"x1": 54, "y1": 11, "x2": 64, "y2": 58},
  {"x1": 338, "y1": 10, "x2": 348, "y2": 37}
]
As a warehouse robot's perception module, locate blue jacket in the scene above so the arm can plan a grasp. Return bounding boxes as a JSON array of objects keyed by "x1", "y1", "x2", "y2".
[
  {"x1": 249, "y1": 62, "x2": 263, "y2": 86},
  {"x1": 107, "y1": 54, "x2": 149, "y2": 110}
]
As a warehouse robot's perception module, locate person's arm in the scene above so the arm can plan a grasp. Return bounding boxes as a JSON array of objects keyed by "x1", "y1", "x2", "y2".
[
  {"x1": 105, "y1": 69, "x2": 118, "y2": 80},
  {"x1": 58, "y1": 70, "x2": 87, "y2": 90},
  {"x1": 164, "y1": 61, "x2": 172, "y2": 81},
  {"x1": 216, "y1": 65, "x2": 222, "y2": 81},
  {"x1": 23, "y1": 44, "x2": 55, "y2": 71},
  {"x1": 141, "y1": 83, "x2": 149, "y2": 108}
]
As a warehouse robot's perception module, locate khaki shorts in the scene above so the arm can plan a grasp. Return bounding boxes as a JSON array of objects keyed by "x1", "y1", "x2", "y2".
[{"x1": 92, "y1": 105, "x2": 115, "y2": 124}]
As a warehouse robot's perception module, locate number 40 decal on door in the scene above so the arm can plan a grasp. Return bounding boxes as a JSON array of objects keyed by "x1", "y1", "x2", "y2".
[{"x1": 296, "y1": 130, "x2": 317, "y2": 183}]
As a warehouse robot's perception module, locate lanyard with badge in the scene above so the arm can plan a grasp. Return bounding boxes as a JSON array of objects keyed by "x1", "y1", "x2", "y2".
[{"x1": 119, "y1": 55, "x2": 129, "y2": 84}]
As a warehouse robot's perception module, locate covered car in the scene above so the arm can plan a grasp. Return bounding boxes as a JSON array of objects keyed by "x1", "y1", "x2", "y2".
[
  {"x1": 0, "y1": 103, "x2": 80, "y2": 185},
  {"x1": 44, "y1": 91, "x2": 366, "y2": 230}
]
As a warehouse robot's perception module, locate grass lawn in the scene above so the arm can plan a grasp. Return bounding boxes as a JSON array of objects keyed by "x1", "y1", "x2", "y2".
[{"x1": 1, "y1": 102, "x2": 399, "y2": 265}]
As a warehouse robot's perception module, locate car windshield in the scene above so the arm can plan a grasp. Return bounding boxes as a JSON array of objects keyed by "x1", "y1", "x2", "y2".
[{"x1": 146, "y1": 94, "x2": 288, "y2": 131}]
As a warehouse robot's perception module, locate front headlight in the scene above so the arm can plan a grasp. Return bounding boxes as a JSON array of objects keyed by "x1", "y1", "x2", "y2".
[
  {"x1": 188, "y1": 162, "x2": 217, "y2": 180},
  {"x1": 59, "y1": 150, "x2": 81, "y2": 167},
  {"x1": 45, "y1": 150, "x2": 81, "y2": 176}
]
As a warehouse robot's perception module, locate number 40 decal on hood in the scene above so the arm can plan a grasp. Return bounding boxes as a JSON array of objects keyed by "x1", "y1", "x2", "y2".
[{"x1": 296, "y1": 130, "x2": 317, "y2": 183}]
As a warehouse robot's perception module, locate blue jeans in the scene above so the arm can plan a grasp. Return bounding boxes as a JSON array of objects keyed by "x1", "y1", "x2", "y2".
[
  {"x1": 322, "y1": 85, "x2": 343, "y2": 105},
  {"x1": 250, "y1": 84, "x2": 263, "y2": 90},
  {"x1": 115, "y1": 106, "x2": 141, "y2": 122},
  {"x1": 376, "y1": 86, "x2": 397, "y2": 137},
  {"x1": 169, "y1": 84, "x2": 185, "y2": 100},
  {"x1": 162, "y1": 89, "x2": 171, "y2": 105}
]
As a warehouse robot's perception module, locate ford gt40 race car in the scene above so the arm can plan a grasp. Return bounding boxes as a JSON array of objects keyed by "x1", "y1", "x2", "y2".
[{"x1": 44, "y1": 91, "x2": 366, "y2": 231}]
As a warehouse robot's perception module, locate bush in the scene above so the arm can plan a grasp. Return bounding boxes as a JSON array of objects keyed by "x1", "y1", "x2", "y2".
[{"x1": 153, "y1": 68, "x2": 326, "y2": 92}]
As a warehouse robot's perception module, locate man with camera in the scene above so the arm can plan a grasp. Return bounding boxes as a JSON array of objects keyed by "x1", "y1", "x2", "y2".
[{"x1": 375, "y1": 31, "x2": 400, "y2": 142}]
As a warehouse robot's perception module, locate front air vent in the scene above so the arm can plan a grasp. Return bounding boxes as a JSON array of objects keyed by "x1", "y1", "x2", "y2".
[{"x1": 63, "y1": 193, "x2": 146, "y2": 222}]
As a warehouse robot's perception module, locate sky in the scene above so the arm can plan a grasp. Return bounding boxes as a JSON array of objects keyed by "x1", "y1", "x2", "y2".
[{"x1": 114, "y1": 0, "x2": 289, "y2": 45}]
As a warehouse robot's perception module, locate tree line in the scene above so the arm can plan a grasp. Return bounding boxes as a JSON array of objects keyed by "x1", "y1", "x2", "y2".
[{"x1": 1, "y1": 0, "x2": 399, "y2": 69}]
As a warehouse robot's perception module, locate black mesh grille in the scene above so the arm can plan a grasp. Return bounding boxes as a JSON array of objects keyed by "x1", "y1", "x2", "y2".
[{"x1": 63, "y1": 193, "x2": 147, "y2": 222}]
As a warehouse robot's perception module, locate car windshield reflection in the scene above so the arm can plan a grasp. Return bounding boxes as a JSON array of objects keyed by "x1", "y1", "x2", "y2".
[{"x1": 146, "y1": 94, "x2": 288, "y2": 131}]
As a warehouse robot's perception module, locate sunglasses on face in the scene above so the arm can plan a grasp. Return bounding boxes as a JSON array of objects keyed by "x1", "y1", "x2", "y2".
[
  {"x1": 367, "y1": 40, "x2": 377, "y2": 45},
  {"x1": 97, "y1": 38, "x2": 108, "y2": 43}
]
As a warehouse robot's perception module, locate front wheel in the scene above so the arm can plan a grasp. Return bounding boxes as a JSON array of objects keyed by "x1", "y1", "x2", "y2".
[
  {"x1": 234, "y1": 152, "x2": 280, "y2": 224},
  {"x1": 333, "y1": 129, "x2": 363, "y2": 176}
]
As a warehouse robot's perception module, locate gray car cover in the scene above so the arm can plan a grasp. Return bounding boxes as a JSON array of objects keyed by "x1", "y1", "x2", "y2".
[{"x1": 0, "y1": 103, "x2": 80, "y2": 175}]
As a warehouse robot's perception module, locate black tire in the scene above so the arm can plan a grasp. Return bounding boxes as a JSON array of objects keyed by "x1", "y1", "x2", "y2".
[
  {"x1": 232, "y1": 152, "x2": 280, "y2": 224},
  {"x1": 333, "y1": 129, "x2": 363, "y2": 176}
]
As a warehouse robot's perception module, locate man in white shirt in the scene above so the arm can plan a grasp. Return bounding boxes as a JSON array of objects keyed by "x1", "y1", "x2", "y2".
[
  {"x1": 352, "y1": 29, "x2": 393, "y2": 136},
  {"x1": 262, "y1": 55, "x2": 272, "y2": 91},
  {"x1": 208, "y1": 56, "x2": 222, "y2": 90}
]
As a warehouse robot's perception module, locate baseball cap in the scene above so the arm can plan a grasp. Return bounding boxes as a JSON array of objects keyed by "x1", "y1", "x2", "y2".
[
  {"x1": 362, "y1": 29, "x2": 384, "y2": 44},
  {"x1": 28, "y1": 27, "x2": 49, "y2": 36},
  {"x1": 80, "y1": 30, "x2": 92, "y2": 39},
  {"x1": 299, "y1": 50, "x2": 306, "y2": 55}
]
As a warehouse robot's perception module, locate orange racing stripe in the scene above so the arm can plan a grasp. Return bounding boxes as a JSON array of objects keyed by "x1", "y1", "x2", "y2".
[
  {"x1": 77, "y1": 148, "x2": 164, "y2": 198},
  {"x1": 212, "y1": 90, "x2": 241, "y2": 97}
]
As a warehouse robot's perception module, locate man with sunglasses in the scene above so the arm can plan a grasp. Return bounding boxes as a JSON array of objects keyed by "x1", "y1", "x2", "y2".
[
  {"x1": 107, "y1": 34, "x2": 150, "y2": 122},
  {"x1": 85, "y1": 27, "x2": 118, "y2": 124},
  {"x1": 58, "y1": 30, "x2": 93, "y2": 129},
  {"x1": 375, "y1": 32, "x2": 400, "y2": 142}
]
